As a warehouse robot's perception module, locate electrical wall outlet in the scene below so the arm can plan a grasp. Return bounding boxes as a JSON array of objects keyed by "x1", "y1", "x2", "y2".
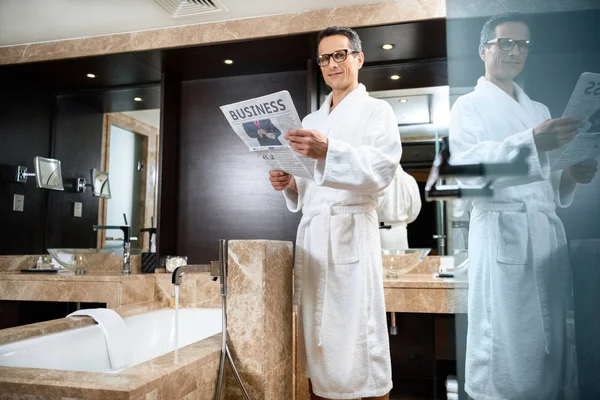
[
  {"x1": 13, "y1": 194, "x2": 24, "y2": 212},
  {"x1": 74, "y1": 202, "x2": 83, "y2": 218}
]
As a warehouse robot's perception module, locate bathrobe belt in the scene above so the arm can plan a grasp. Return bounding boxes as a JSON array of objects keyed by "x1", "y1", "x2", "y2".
[
  {"x1": 476, "y1": 201, "x2": 563, "y2": 354},
  {"x1": 295, "y1": 203, "x2": 374, "y2": 347}
]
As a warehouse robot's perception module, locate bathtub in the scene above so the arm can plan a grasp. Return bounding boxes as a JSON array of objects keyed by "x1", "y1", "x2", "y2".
[{"x1": 0, "y1": 308, "x2": 221, "y2": 373}]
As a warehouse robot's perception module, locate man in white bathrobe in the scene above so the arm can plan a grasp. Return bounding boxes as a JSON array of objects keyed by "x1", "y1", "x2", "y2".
[
  {"x1": 449, "y1": 13, "x2": 598, "y2": 400},
  {"x1": 376, "y1": 165, "x2": 421, "y2": 249},
  {"x1": 268, "y1": 26, "x2": 402, "y2": 400}
]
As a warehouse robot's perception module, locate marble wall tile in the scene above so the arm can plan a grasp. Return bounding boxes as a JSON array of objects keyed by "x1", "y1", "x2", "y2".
[
  {"x1": 191, "y1": 358, "x2": 220, "y2": 400},
  {"x1": 91, "y1": 254, "x2": 142, "y2": 274},
  {"x1": 132, "y1": 389, "x2": 159, "y2": 400},
  {"x1": 265, "y1": 357, "x2": 293, "y2": 400},
  {"x1": 226, "y1": 240, "x2": 294, "y2": 375},
  {"x1": 0, "y1": 256, "x2": 44, "y2": 272},
  {"x1": 381, "y1": 254, "x2": 440, "y2": 275},
  {"x1": 296, "y1": 371, "x2": 311, "y2": 400},
  {"x1": 223, "y1": 363, "x2": 265, "y2": 400},
  {"x1": 120, "y1": 277, "x2": 155, "y2": 306},
  {"x1": 263, "y1": 241, "x2": 293, "y2": 373},
  {"x1": 156, "y1": 362, "x2": 198, "y2": 400},
  {"x1": 226, "y1": 240, "x2": 267, "y2": 375},
  {"x1": 226, "y1": 240, "x2": 293, "y2": 399},
  {"x1": 412, "y1": 256, "x2": 441, "y2": 274},
  {"x1": 114, "y1": 301, "x2": 167, "y2": 318},
  {"x1": 0, "y1": 254, "x2": 141, "y2": 274},
  {"x1": 154, "y1": 273, "x2": 220, "y2": 309},
  {"x1": 0, "y1": 0, "x2": 446, "y2": 65},
  {"x1": 0, "y1": 281, "x2": 121, "y2": 308}
]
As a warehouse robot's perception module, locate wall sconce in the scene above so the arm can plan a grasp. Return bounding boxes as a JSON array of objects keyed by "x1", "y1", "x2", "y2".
[
  {"x1": 92, "y1": 169, "x2": 111, "y2": 199},
  {"x1": 75, "y1": 169, "x2": 111, "y2": 199},
  {"x1": 15, "y1": 157, "x2": 64, "y2": 191}
]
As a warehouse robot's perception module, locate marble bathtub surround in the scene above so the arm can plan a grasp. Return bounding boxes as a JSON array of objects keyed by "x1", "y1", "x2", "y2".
[
  {"x1": 0, "y1": 334, "x2": 222, "y2": 399},
  {"x1": 0, "y1": 268, "x2": 222, "y2": 344},
  {"x1": 225, "y1": 240, "x2": 294, "y2": 400},
  {"x1": 0, "y1": 0, "x2": 445, "y2": 65},
  {"x1": 0, "y1": 239, "x2": 293, "y2": 399}
]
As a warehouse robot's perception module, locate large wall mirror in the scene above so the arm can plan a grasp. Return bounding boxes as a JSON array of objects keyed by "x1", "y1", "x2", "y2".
[{"x1": 0, "y1": 52, "x2": 162, "y2": 255}]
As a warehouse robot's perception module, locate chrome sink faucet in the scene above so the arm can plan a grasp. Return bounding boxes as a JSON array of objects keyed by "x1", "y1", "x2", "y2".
[{"x1": 94, "y1": 214, "x2": 132, "y2": 275}]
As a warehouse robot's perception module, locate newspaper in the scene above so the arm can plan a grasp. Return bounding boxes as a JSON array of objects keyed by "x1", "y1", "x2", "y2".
[
  {"x1": 551, "y1": 72, "x2": 600, "y2": 171},
  {"x1": 220, "y1": 91, "x2": 315, "y2": 178}
]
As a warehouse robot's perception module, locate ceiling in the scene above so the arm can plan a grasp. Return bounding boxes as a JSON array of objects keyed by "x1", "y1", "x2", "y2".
[{"x1": 0, "y1": 0, "x2": 392, "y2": 47}]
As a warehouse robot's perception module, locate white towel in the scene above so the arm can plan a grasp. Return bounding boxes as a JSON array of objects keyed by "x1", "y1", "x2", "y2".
[
  {"x1": 68, "y1": 308, "x2": 131, "y2": 370},
  {"x1": 445, "y1": 375, "x2": 458, "y2": 393},
  {"x1": 447, "y1": 392, "x2": 459, "y2": 400}
]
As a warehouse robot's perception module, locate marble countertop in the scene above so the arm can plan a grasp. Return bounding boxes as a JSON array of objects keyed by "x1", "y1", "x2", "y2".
[
  {"x1": 384, "y1": 274, "x2": 468, "y2": 289},
  {"x1": 0, "y1": 271, "x2": 154, "y2": 282},
  {"x1": 382, "y1": 256, "x2": 468, "y2": 314}
]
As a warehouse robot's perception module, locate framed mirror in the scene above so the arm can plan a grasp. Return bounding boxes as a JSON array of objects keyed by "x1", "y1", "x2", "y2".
[
  {"x1": 91, "y1": 169, "x2": 111, "y2": 199},
  {"x1": 34, "y1": 156, "x2": 64, "y2": 191}
]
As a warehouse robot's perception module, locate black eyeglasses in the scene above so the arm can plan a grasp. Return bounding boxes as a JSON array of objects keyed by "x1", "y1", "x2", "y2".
[
  {"x1": 486, "y1": 38, "x2": 532, "y2": 53},
  {"x1": 316, "y1": 48, "x2": 359, "y2": 67}
]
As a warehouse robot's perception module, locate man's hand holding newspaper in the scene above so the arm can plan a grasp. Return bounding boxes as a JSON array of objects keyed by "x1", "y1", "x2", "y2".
[
  {"x1": 269, "y1": 170, "x2": 298, "y2": 192},
  {"x1": 285, "y1": 129, "x2": 329, "y2": 159}
]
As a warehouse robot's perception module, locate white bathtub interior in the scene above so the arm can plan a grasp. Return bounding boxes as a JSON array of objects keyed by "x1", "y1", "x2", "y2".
[{"x1": 0, "y1": 308, "x2": 222, "y2": 373}]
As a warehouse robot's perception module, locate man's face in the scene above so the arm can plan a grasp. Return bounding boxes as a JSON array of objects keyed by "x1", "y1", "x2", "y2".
[
  {"x1": 318, "y1": 35, "x2": 364, "y2": 92},
  {"x1": 480, "y1": 22, "x2": 530, "y2": 82}
]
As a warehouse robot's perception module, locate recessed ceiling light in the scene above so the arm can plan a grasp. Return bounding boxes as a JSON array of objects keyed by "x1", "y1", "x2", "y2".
[
  {"x1": 390, "y1": 75, "x2": 400, "y2": 80},
  {"x1": 400, "y1": 99, "x2": 408, "y2": 103},
  {"x1": 134, "y1": 97, "x2": 143, "y2": 102},
  {"x1": 86, "y1": 73, "x2": 96, "y2": 78},
  {"x1": 381, "y1": 44, "x2": 395, "y2": 50},
  {"x1": 224, "y1": 59, "x2": 234, "y2": 65}
]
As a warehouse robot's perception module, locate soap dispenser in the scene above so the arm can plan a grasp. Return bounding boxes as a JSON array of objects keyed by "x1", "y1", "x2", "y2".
[{"x1": 140, "y1": 217, "x2": 157, "y2": 273}]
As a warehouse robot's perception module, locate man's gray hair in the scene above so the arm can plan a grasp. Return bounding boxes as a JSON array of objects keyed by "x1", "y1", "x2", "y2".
[
  {"x1": 316, "y1": 26, "x2": 362, "y2": 54},
  {"x1": 480, "y1": 13, "x2": 530, "y2": 45}
]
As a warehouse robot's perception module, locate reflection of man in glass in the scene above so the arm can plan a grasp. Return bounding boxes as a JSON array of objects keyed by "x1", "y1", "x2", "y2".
[
  {"x1": 242, "y1": 118, "x2": 282, "y2": 146},
  {"x1": 449, "y1": 13, "x2": 598, "y2": 400},
  {"x1": 585, "y1": 108, "x2": 600, "y2": 133}
]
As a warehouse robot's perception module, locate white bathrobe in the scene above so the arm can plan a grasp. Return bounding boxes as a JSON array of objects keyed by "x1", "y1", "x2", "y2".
[
  {"x1": 450, "y1": 77, "x2": 576, "y2": 400},
  {"x1": 284, "y1": 84, "x2": 401, "y2": 399},
  {"x1": 376, "y1": 165, "x2": 421, "y2": 249}
]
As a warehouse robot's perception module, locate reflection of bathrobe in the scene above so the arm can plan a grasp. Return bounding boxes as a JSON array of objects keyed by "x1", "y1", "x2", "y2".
[
  {"x1": 284, "y1": 84, "x2": 401, "y2": 399},
  {"x1": 450, "y1": 77, "x2": 577, "y2": 400},
  {"x1": 376, "y1": 165, "x2": 421, "y2": 249}
]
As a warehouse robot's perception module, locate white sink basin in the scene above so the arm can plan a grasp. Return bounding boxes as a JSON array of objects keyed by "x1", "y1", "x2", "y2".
[{"x1": 47, "y1": 248, "x2": 114, "y2": 274}]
